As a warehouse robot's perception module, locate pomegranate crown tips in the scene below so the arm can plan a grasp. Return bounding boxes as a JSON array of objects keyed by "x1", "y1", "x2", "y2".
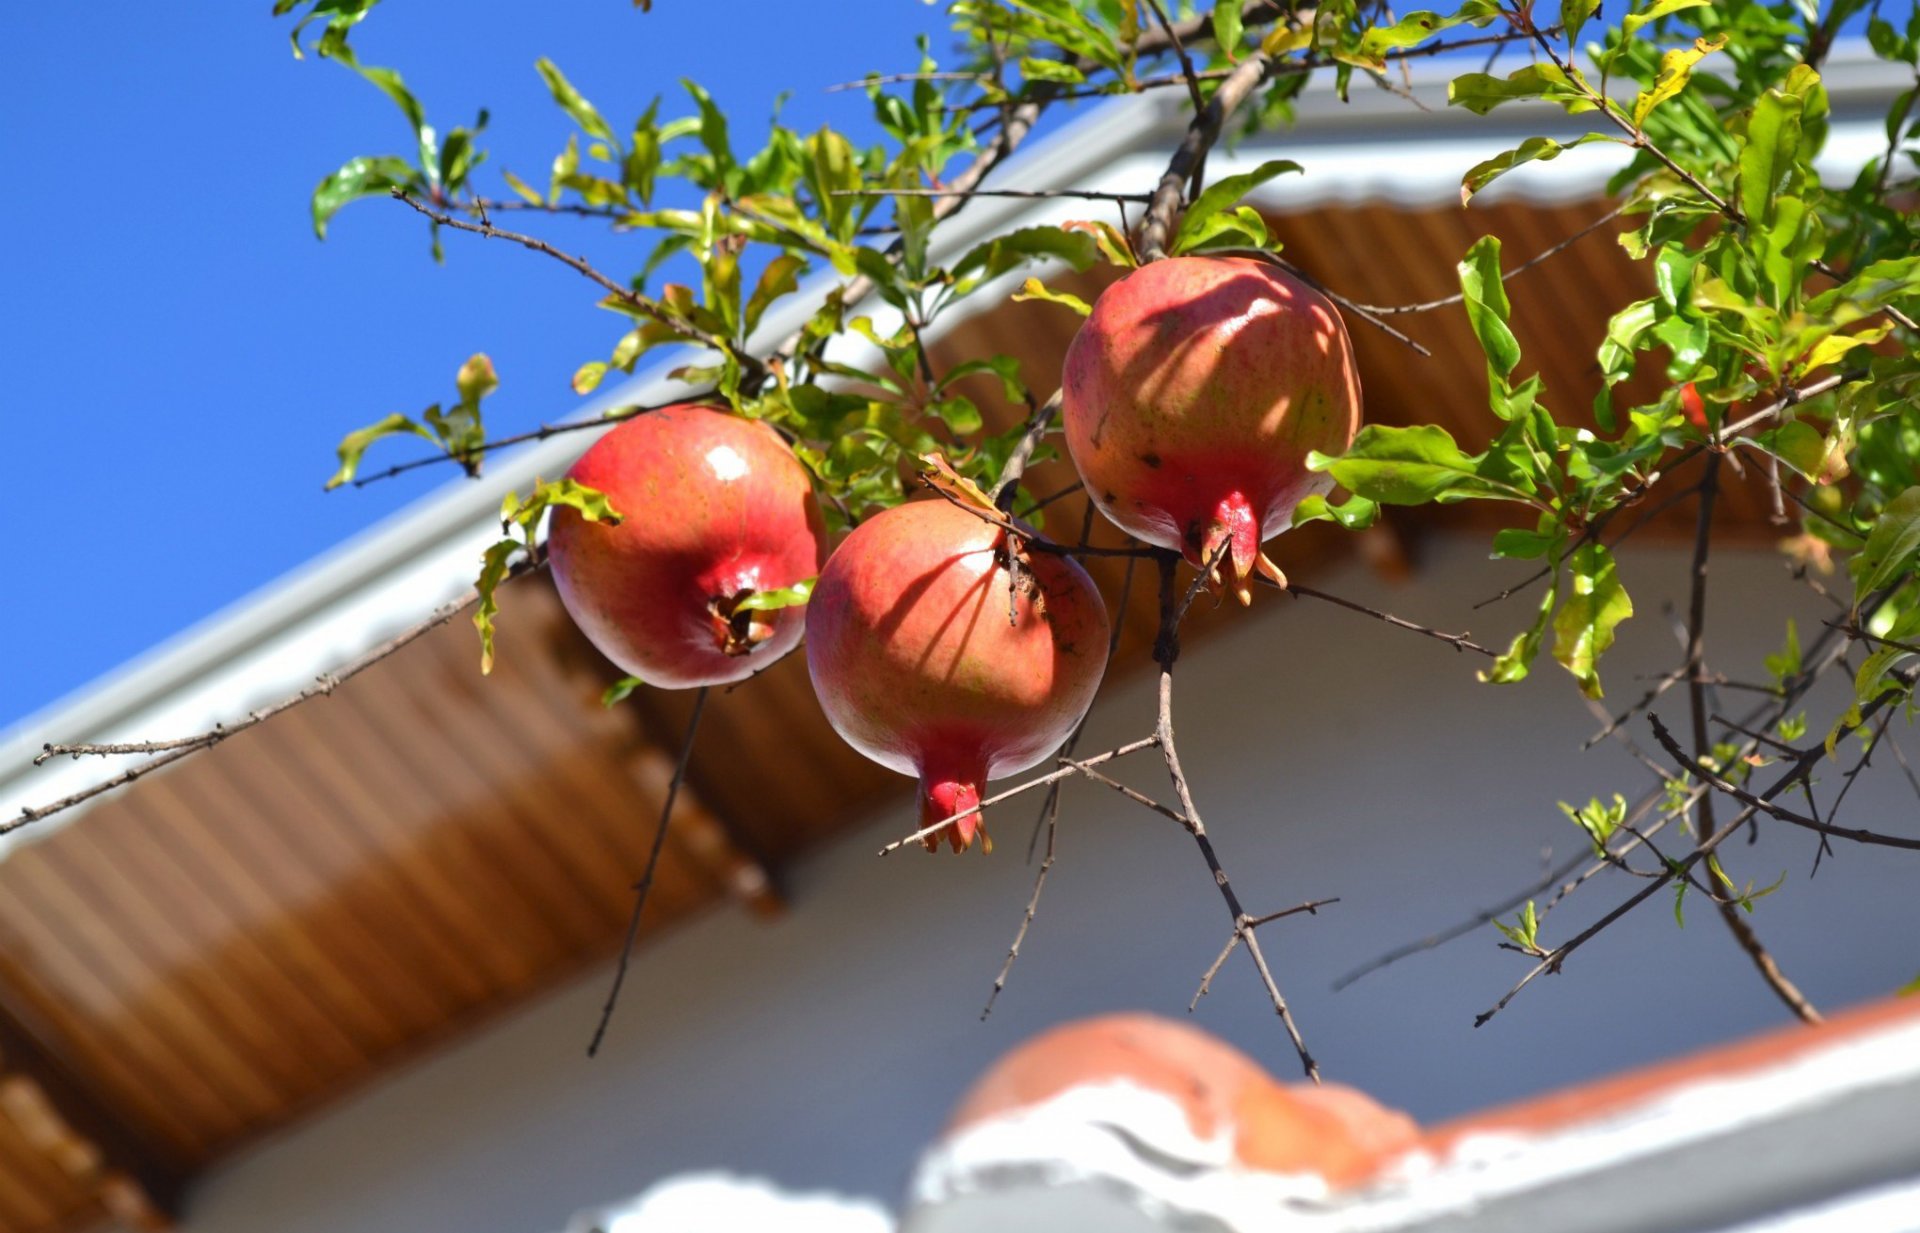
[
  {"x1": 1061, "y1": 255, "x2": 1364, "y2": 604},
  {"x1": 547, "y1": 405, "x2": 829, "y2": 691},
  {"x1": 806, "y1": 498, "x2": 1112, "y2": 854}
]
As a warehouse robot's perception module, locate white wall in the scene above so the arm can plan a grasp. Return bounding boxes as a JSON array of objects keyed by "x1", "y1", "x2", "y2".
[{"x1": 173, "y1": 535, "x2": 1920, "y2": 1232}]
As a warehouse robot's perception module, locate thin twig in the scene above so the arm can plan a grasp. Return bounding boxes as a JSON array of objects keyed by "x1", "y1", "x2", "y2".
[
  {"x1": 12, "y1": 552, "x2": 549, "y2": 833},
  {"x1": 1347, "y1": 202, "x2": 1629, "y2": 315},
  {"x1": 877, "y1": 736, "x2": 1161, "y2": 855},
  {"x1": 1153, "y1": 554, "x2": 1320, "y2": 1081},
  {"x1": 587, "y1": 686, "x2": 710, "y2": 1057},
  {"x1": 393, "y1": 191, "x2": 760, "y2": 384},
  {"x1": 1192, "y1": 899, "x2": 1339, "y2": 1009}
]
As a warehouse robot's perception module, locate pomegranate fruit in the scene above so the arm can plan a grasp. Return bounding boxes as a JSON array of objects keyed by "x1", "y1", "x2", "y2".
[
  {"x1": 806, "y1": 498, "x2": 1111, "y2": 853},
  {"x1": 548, "y1": 404, "x2": 827, "y2": 689},
  {"x1": 1061, "y1": 255, "x2": 1363, "y2": 602}
]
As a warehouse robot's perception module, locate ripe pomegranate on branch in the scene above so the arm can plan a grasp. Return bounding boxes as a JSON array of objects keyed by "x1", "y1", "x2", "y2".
[
  {"x1": 548, "y1": 405, "x2": 827, "y2": 690},
  {"x1": 1063, "y1": 256, "x2": 1363, "y2": 604},
  {"x1": 806, "y1": 496, "x2": 1111, "y2": 853}
]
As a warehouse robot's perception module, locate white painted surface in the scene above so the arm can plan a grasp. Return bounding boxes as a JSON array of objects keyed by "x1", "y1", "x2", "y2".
[{"x1": 167, "y1": 538, "x2": 1920, "y2": 1233}]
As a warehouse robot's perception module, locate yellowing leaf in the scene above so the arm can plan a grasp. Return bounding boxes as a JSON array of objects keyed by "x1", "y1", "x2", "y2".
[{"x1": 1633, "y1": 35, "x2": 1727, "y2": 129}]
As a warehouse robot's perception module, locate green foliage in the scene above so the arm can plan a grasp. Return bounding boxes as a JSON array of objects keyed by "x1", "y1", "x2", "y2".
[
  {"x1": 326, "y1": 353, "x2": 498, "y2": 488},
  {"x1": 288, "y1": 0, "x2": 1920, "y2": 842},
  {"x1": 476, "y1": 478, "x2": 623, "y2": 674}
]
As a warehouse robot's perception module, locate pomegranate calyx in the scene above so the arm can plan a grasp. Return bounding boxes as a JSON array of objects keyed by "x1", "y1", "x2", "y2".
[
  {"x1": 919, "y1": 757, "x2": 991, "y2": 854},
  {"x1": 1189, "y1": 491, "x2": 1264, "y2": 607}
]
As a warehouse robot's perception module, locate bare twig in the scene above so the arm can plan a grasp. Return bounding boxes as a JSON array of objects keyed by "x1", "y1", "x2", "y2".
[
  {"x1": 393, "y1": 191, "x2": 761, "y2": 385},
  {"x1": 1152, "y1": 554, "x2": 1320, "y2": 1081},
  {"x1": 587, "y1": 686, "x2": 710, "y2": 1056},
  {"x1": 1275, "y1": 580, "x2": 1496, "y2": 656},
  {"x1": 1648, "y1": 713, "x2": 1920, "y2": 851},
  {"x1": 1137, "y1": 48, "x2": 1278, "y2": 262},
  {"x1": 1347, "y1": 202, "x2": 1629, "y2": 315},
  {"x1": 1192, "y1": 899, "x2": 1339, "y2": 1009},
  {"x1": 13, "y1": 552, "x2": 549, "y2": 834},
  {"x1": 877, "y1": 735, "x2": 1161, "y2": 855}
]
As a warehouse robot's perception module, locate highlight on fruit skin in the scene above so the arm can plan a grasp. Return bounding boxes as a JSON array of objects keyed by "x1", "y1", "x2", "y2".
[
  {"x1": 1062, "y1": 254, "x2": 1363, "y2": 604},
  {"x1": 805, "y1": 498, "x2": 1112, "y2": 853},
  {"x1": 548, "y1": 404, "x2": 828, "y2": 690}
]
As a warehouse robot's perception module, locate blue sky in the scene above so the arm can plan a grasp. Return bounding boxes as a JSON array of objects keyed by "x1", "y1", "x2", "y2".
[{"x1": 3, "y1": 3, "x2": 956, "y2": 730}]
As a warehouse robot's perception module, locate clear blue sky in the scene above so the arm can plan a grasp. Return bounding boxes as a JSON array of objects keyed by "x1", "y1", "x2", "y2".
[{"x1": 3, "y1": 3, "x2": 956, "y2": 730}]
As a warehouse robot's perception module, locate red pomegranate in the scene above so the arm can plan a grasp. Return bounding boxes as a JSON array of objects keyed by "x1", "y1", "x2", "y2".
[
  {"x1": 1061, "y1": 256, "x2": 1362, "y2": 602},
  {"x1": 806, "y1": 499, "x2": 1111, "y2": 852},
  {"x1": 548, "y1": 404, "x2": 827, "y2": 689}
]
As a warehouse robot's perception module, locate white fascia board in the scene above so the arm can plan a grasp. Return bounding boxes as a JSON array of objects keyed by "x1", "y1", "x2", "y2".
[{"x1": 1, "y1": 43, "x2": 1901, "y2": 849}]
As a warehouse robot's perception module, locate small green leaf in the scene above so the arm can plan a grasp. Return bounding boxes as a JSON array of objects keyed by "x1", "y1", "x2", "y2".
[
  {"x1": 1214, "y1": 1, "x2": 1245, "y2": 60},
  {"x1": 951, "y1": 225, "x2": 1100, "y2": 289},
  {"x1": 535, "y1": 58, "x2": 617, "y2": 145},
  {"x1": 473, "y1": 538, "x2": 519, "y2": 675},
  {"x1": 1312, "y1": 424, "x2": 1530, "y2": 505},
  {"x1": 1291, "y1": 493, "x2": 1379, "y2": 529},
  {"x1": 1481, "y1": 581, "x2": 1557, "y2": 685},
  {"x1": 1011, "y1": 277, "x2": 1091, "y2": 317},
  {"x1": 1552, "y1": 542, "x2": 1633, "y2": 699},
  {"x1": 1458, "y1": 236, "x2": 1520, "y2": 381},
  {"x1": 1447, "y1": 63, "x2": 1588, "y2": 116},
  {"x1": 1632, "y1": 35, "x2": 1727, "y2": 129},
  {"x1": 1561, "y1": 0, "x2": 1602, "y2": 43},
  {"x1": 1018, "y1": 56, "x2": 1086, "y2": 84},
  {"x1": 572, "y1": 361, "x2": 609, "y2": 395},
  {"x1": 735, "y1": 577, "x2": 816, "y2": 611},
  {"x1": 602, "y1": 676, "x2": 644, "y2": 706},
  {"x1": 312, "y1": 155, "x2": 414, "y2": 238},
  {"x1": 1171, "y1": 159, "x2": 1301, "y2": 254},
  {"x1": 1854, "y1": 487, "x2": 1920, "y2": 600},
  {"x1": 324, "y1": 412, "x2": 434, "y2": 489},
  {"x1": 1622, "y1": 0, "x2": 1710, "y2": 38},
  {"x1": 744, "y1": 253, "x2": 806, "y2": 337}
]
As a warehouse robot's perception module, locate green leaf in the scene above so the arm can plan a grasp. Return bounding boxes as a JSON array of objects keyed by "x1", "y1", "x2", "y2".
[
  {"x1": 1458, "y1": 236, "x2": 1520, "y2": 381},
  {"x1": 1350, "y1": 11, "x2": 1455, "y2": 71},
  {"x1": 1291, "y1": 493, "x2": 1379, "y2": 529},
  {"x1": 535, "y1": 58, "x2": 617, "y2": 145},
  {"x1": 1011, "y1": 277, "x2": 1091, "y2": 317},
  {"x1": 572, "y1": 361, "x2": 609, "y2": 395},
  {"x1": 1311, "y1": 424, "x2": 1530, "y2": 505},
  {"x1": 501, "y1": 168, "x2": 543, "y2": 205},
  {"x1": 1621, "y1": 0, "x2": 1710, "y2": 38},
  {"x1": 1018, "y1": 56, "x2": 1086, "y2": 84},
  {"x1": 1171, "y1": 159, "x2": 1302, "y2": 254},
  {"x1": 734, "y1": 577, "x2": 815, "y2": 611},
  {"x1": 1854, "y1": 486, "x2": 1920, "y2": 600},
  {"x1": 1447, "y1": 63, "x2": 1589, "y2": 116},
  {"x1": 1632, "y1": 36, "x2": 1727, "y2": 129},
  {"x1": 312, "y1": 155, "x2": 415, "y2": 238},
  {"x1": 601, "y1": 676, "x2": 644, "y2": 706},
  {"x1": 744, "y1": 253, "x2": 806, "y2": 337},
  {"x1": 1561, "y1": 0, "x2": 1602, "y2": 44},
  {"x1": 338, "y1": 54, "x2": 439, "y2": 182},
  {"x1": 1459, "y1": 133, "x2": 1618, "y2": 204},
  {"x1": 1552, "y1": 542, "x2": 1633, "y2": 699},
  {"x1": 473, "y1": 538, "x2": 518, "y2": 675},
  {"x1": 951, "y1": 225, "x2": 1100, "y2": 288},
  {"x1": 1214, "y1": 1, "x2": 1245, "y2": 61},
  {"x1": 1482, "y1": 581, "x2": 1557, "y2": 685},
  {"x1": 1742, "y1": 82, "x2": 1806, "y2": 230},
  {"x1": 324, "y1": 411, "x2": 434, "y2": 490}
]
